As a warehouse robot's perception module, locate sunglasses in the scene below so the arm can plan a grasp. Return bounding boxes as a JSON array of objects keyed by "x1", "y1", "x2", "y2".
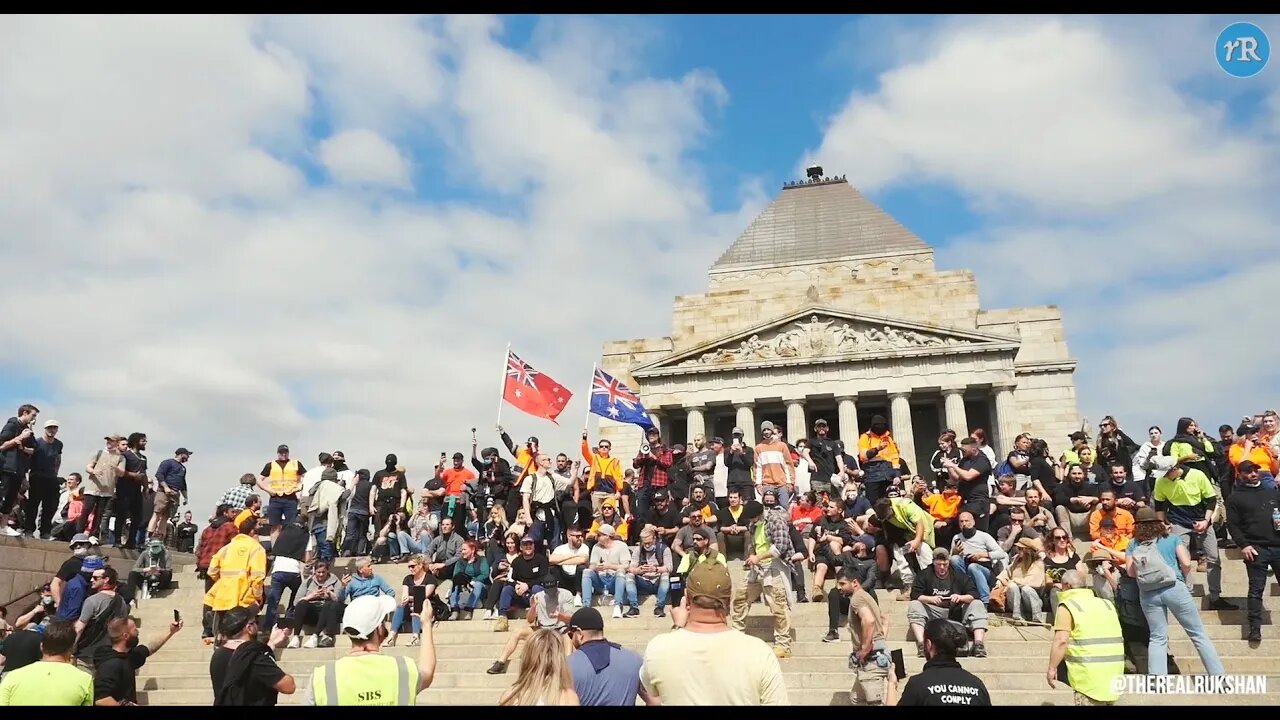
[{"x1": 1052, "y1": 535, "x2": 1068, "y2": 540}]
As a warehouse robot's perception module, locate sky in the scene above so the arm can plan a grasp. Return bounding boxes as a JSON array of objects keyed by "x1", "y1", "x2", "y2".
[{"x1": 1, "y1": 14, "x2": 1277, "y2": 524}]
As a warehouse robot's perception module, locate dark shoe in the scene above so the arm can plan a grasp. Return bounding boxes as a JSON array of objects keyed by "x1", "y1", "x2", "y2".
[
  {"x1": 1208, "y1": 598, "x2": 1239, "y2": 611},
  {"x1": 625, "y1": 607, "x2": 640, "y2": 618},
  {"x1": 486, "y1": 660, "x2": 508, "y2": 675},
  {"x1": 653, "y1": 607, "x2": 665, "y2": 618},
  {"x1": 1248, "y1": 628, "x2": 1262, "y2": 643},
  {"x1": 822, "y1": 630, "x2": 840, "y2": 643},
  {"x1": 916, "y1": 642, "x2": 926, "y2": 658},
  {"x1": 972, "y1": 642, "x2": 987, "y2": 658},
  {"x1": 797, "y1": 594, "x2": 808, "y2": 603}
]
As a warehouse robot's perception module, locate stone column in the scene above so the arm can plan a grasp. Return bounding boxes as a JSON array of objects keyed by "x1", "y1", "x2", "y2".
[
  {"x1": 685, "y1": 405, "x2": 706, "y2": 445},
  {"x1": 889, "y1": 392, "x2": 916, "y2": 473},
  {"x1": 734, "y1": 403, "x2": 756, "y2": 446},
  {"x1": 836, "y1": 396, "x2": 860, "y2": 444},
  {"x1": 785, "y1": 399, "x2": 806, "y2": 443},
  {"x1": 942, "y1": 387, "x2": 969, "y2": 436},
  {"x1": 993, "y1": 383, "x2": 1021, "y2": 457}
]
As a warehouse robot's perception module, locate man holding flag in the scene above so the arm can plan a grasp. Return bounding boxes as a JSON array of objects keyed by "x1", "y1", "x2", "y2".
[{"x1": 588, "y1": 367, "x2": 657, "y2": 519}]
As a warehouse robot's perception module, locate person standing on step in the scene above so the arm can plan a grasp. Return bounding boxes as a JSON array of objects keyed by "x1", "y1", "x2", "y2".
[
  {"x1": 211, "y1": 606, "x2": 295, "y2": 706},
  {"x1": 897, "y1": 618, "x2": 991, "y2": 706},
  {"x1": 308, "y1": 594, "x2": 437, "y2": 706},
  {"x1": 1045, "y1": 569, "x2": 1125, "y2": 706},
  {"x1": 728, "y1": 488, "x2": 794, "y2": 659},
  {"x1": 839, "y1": 566, "x2": 894, "y2": 706},
  {"x1": 91, "y1": 615, "x2": 182, "y2": 706},
  {"x1": 23, "y1": 418, "x2": 62, "y2": 540},
  {"x1": 566, "y1": 607, "x2": 656, "y2": 706},
  {"x1": 1148, "y1": 455, "x2": 1237, "y2": 610},
  {"x1": 204, "y1": 509, "x2": 267, "y2": 644},
  {"x1": 1225, "y1": 460, "x2": 1280, "y2": 643}
]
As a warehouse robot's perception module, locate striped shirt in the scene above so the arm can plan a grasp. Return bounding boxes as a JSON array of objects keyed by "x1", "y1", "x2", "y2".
[{"x1": 754, "y1": 440, "x2": 794, "y2": 487}]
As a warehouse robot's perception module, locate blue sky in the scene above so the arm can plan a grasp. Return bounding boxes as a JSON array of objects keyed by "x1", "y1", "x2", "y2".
[{"x1": 1, "y1": 14, "x2": 1277, "y2": 517}]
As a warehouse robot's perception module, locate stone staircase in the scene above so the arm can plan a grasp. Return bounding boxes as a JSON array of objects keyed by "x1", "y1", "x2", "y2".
[{"x1": 128, "y1": 547, "x2": 1280, "y2": 706}]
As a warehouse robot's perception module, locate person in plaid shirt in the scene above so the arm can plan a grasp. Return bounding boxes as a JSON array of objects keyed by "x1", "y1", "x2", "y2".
[
  {"x1": 219, "y1": 474, "x2": 258, "y2": 510},
  {"x1": 633, "y1": 427, "x2": 673, "y2": 525}
]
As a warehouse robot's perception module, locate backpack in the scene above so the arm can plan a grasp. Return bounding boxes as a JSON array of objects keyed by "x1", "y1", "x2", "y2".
[{"x1": 1131, "y1": 539, "x2": 1178, "y2": 592}]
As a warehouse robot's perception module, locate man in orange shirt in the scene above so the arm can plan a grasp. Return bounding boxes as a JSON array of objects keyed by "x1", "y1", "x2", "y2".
[
  {"x1": 438, "y1": 453, "x2": 477, "y2": 536},
  {"x1": 857, "y1": 416, "x2": 901, "y2": 504},
  {"x1": 1087, "y1": 489, "x2": 1134, "y2": 543}
]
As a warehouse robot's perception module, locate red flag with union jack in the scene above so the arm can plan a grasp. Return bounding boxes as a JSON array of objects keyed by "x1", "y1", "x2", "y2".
[{"x1": 502, "y1": 349, "x2": 572, "y2": 424}]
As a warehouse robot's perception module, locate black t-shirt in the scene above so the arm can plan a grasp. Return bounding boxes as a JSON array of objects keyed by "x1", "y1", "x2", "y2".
[
  {"x1": 811, "y1": 515, "x2": 855, "y2": 544},
  {"x1": 1105, "y1": 479, "x2": 1147, "y2": 505},
  {"x1": 716, "y1": 501, "x2": 762, "y2": 528},
  {"x1": 210, "y1": 643, "x2": 287, "y2": 706},
  {"x1": 31, "y1": 436, "x2": 63, "y2": 476},
  {"x1": 57, "y1": 555, "x2": 84, "y2": 583},
  {"x1": 119, "y1": 450, "x2": 148, "y2": 494},
  {"x1": 402, "y1": 574, "x2": 430, "y2": 613},
  {"x1": 421, "y1": 476, "x2": 445, "y2": 510},
  {"x1": 511, "y1": 553, "x2": 549, "y2": 586},
  {"x1": 644, "y1": 505, "x2": 683, "y2": 535},
  {"x1": 0, "y1": 630, "x2": 43, "y2": 673},
  {"x1": 897, "y1": 658, "x2": 992, "y2": 706},
  {"x1": 956, "y1": 452, "x2": 992, "y2": 504},
  {"x1": 1029, "y1": 457, "x2": 1057, "y2": 493},
  {"x1": 93, "y1": 644, "x2": 151, "y2": 703},
  {"x1": 1051, "y1": 480, "x2": 1097, "y2": 511},
  {"x1": 806, "y1": 437, "x2": 843, "y2": 479},
  {"x1": 0, "y1": 418, "x2": 34, "y2": 475},
  {"x1": 910, "y1": 566, "x2": 976, "y2": 602}
]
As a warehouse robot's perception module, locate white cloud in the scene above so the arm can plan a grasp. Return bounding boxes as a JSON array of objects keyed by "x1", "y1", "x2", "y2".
[
  {"x1": 807, "y1": 15, "x2": 1280, "y2": 430},
  {"x1": 318, "y1": 129, "x2": 412, "y2": 188},
  {"x1": 0, "y1": 14, "x2": 740, "y2": 519}
]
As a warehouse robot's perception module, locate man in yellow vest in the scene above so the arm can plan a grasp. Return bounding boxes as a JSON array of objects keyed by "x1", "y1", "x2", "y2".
[
  {"x1": 1045, "y1": 569, "x2": 1125, "y2": 705},
  {"x1": 257, "y1": 444, "x2": 305, "y2": 544},
  {"x1": 309, "y1": 594, "x2": 437, "y2": 705},
  {"x1": 204, "y1": 509, "x2": 267, "y2": 639}
]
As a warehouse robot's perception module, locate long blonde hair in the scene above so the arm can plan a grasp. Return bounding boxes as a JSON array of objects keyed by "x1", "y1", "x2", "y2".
[{"x1": 498, "y1": 629, "x2": 575, "y2": 706}]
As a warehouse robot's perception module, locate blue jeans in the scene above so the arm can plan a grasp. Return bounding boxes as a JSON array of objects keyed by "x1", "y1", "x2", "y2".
[
  {"x1": 626, "y1": 574, "x2": 670, "y2": 608},
  {"x1": 396, "y1": 531, "x2": 427, "y2": 556},
  {"x1": 582, "y1": 569, "x2": 626, "y2": 608},
  {"x1": 391, "y1": 603, "x2": 421, "y2": 635},
  {"x1": 264, "y1": 571, "x2": 302, "y2": 632},
  {"x1": 498, "y1": 584, "x2": 543, "y2": 615},
  {"x1": 950, "y1": 557, "x2": 994, "y2": 604},
  {"x1": 449, "y1": 581, "x2": 488, "y2": 610},
  {"x1": 311, "y1": 526, "x2": 333, "y2": 564},
  {"x1": 1140, "y1": 581, "x2": 1225, "y2": 675}
]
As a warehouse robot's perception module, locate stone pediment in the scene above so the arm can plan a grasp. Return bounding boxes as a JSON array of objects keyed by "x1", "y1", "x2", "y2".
[{"x1": 632, "y1": 308, "x2": 1020, "y2": 377}]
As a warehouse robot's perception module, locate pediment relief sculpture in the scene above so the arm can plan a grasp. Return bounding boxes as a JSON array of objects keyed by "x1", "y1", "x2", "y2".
[{"x1": 678, "y1": 315, "x2": 966, "y2": 367}]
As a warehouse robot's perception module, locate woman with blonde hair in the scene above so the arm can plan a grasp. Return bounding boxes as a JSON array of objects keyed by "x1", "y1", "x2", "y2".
[{"x1": 497, "y1": 628, "x2": 578, "y2": 706}]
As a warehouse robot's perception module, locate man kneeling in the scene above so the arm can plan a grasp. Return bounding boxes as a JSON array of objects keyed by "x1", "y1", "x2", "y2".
[
  {"x1": 907, "y1": 548, "x2": 988, "y2": 658},
  {"x1": 486, "y1": 575, "x2": 575, "y2": 675}
]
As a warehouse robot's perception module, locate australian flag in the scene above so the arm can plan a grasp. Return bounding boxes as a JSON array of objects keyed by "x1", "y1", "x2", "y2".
[{"x1": 589, "y1": 367, "x2": 655, "y2": 430}]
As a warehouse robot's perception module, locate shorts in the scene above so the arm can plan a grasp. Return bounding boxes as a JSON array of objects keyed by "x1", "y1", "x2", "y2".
[
  {"x1": 154, "y1": 490, "x2": 178, "y2": 516},
  {"x1": 267, "y1": 496, "x2": 299, "y2": 526}
]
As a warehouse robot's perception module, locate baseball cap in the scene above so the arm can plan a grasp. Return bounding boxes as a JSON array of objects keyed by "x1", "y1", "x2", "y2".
[
  {"x1": 652, "y1": 489, "x2": 670, "y2": 502},
  {"x1": 175, "y1": 447, "x2": 193, "y2": 455},
  {"x1": 452, "y1": 452, "x2": 464, "y2": 460},
  {"x1": 1099, "y1": 517, "x2": 1116, "y2": 529},
  {"x1": 760, "y1": 420, "x2": 775, "y2": 432},
  {"x1": 519, "y1": 535, "x2": 536, "y2": 545},
  {"x1": 277, "y1": 444, "x2": 290, "y2": 453},
  {"x1": 685, "y1": 559, "x2": 732, "y2": 609},
  {"x1": 568, "y1": 607, "x2": 605, "y2": 632},
  {"x1": 597, "y1": 524, "x2": 617, "y2": 538},
  {"x1": 342, "y1": 595, "x2": 398, "y2": 640},
  {"x1": 932, "y1": 547, "x2": 950, "y2": 560},
  {"x1": 731, "y1": 427, "x2": 744, "y2": 437},
  {"x1": 43, "y1": 419, "x2": 59, "y2": 429},
  {"x1": 1238, "y1": 460, "x2": 1260, "y2": 474},
  {"x1": 671, "y1": 444, "x2": 685, "y2": 454},
  {"x1": 1068, "y1": 431, "x2": 1088, "y2": 443},
  {"x1": 104, "y1": 434, "x2": 124, "y2": 443},
  {"x1": 711, "y1": 436, "x2": 725, "y2": 445},
  {"x1": 814, "y1": 418, "x2": 829, "y2": 427}
]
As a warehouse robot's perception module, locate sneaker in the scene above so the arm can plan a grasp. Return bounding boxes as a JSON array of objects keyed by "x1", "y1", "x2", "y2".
[
  {"x1": 625, "y1": 607, "x2": 640, "y2": 618},
  {"x1": 382, "y1": 635, "x2": 397, "y2": 648},
  {"x1": 972, "y1": 642, "x2": 987, "y2": 658},
  {"x1": 303, "y1": 634, "x2": 319, "y2": 649},
  {"x1": 0, "y1": 527, "x2": 22, "y2": 537},
  {"x1": 317, "y1": 634, "x2": 335, "y2": 648},
  {"x1": 654, "y1": 606, "x2": 666, "y2": 618},
  {"x1": 407, "y1": 635, "x2": 420, "y2": 647},
  {"x1": 573, "y1": 596, "x2": 583, "y2": 608},
  {"x1": 797, "y1": 594, "x2": 808, "y2": 603},
  {"x1": 773, "y1": 646, "x2": 791, "y2": 659},
  {"x1": 612, "y1": 606, "x2": 623, "y2": 619},
  {"x1": 822, "y1": 630, "x2": 840, "y2": 643},
  {"x1": 1248, "y1": 628, "x2": 1263, "y2": 643},
  {"x1": 286, "y1": 635, "x2": 301, "y2": 649},
  {"x1": 449, "y1": 610, "x2": 460, "y2": 622},
  {"x1": 482, "y1": 609, "x2": 495, "y2": 620},
  {"x1": 494, "y1": 617, "x2": 509, "y2": 632},
  {"x1": 486, "y1": 660, "x2": 508, "y2": 675},
  {"x1": 461, "y1": 610, "x2": 474, "y2": 621},
  {"x1": 1208, "y1": 598, "x2": 1240, "y2": 611}
]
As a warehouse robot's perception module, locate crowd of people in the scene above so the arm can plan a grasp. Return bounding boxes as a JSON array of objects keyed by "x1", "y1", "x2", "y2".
[{"x1": 3, "y1": 403, "x2": 1280, "y2": 706}]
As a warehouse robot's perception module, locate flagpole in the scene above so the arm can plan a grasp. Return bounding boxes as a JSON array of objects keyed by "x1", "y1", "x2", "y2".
[
  {"x1": 497, "y1": 342, "x2": 510, "y2": 428},
  {"x1": 583, "y1": 363, "x2": 597, "y2": 434}
]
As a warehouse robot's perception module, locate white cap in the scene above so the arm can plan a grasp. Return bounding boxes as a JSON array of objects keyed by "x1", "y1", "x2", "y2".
[
  {"x1": 341, "y1": 594, "x2": 397, "y2": 639},
  {"x1": 597, "y1": 524, "x2": 617, "y2": 538},
  {"x1": 1147, "y1": 454, "x2": 1178, "y2": 475},
  {"x1": 43, "y1": 419, "x2": 59, "y2": 428}
]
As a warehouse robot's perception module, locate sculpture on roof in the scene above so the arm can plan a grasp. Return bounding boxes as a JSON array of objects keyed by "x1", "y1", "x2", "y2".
[{"x1": 680, "y1": 315, "x2": 969, "y2": 366}]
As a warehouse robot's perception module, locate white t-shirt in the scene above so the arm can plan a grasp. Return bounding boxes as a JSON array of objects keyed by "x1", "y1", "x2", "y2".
[
  {"x1": 712, "y1": 453, "x2": 729, "y2": 498},
  {"x1": 551, "y1": 542, "x2": 590, "y2": 575},
  {"x1": 301, "y1": 467, "x2": 326, "y2": 497},
  {"x1": 641, "y1": 627, "x2": 788, "y2": 705}
]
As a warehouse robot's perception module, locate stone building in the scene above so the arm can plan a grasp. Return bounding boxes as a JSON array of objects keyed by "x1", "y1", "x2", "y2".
[{"x1": 597, "y1": 170, "x2": 1081, "y2": 474}]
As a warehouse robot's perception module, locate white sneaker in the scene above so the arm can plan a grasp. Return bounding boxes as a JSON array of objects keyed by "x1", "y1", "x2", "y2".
[
  {"x1": 286, "y1": 635, "x2": 301, "y2": 649},
  {"x1": 573, "y1": 596, "x2": 583, "y2": 608},
  {"x1": 612, "y1": 606, "x2": 623, "y2": 619},
  {"x1": 0, "y1": 527, "x2": 22, "y2": 537},
  {"x1": 483, "y1": 609, "x2": 495, "y2": 620},
  {"x1": 303, "y1": 634, "x2": 319, "y2": 649}
]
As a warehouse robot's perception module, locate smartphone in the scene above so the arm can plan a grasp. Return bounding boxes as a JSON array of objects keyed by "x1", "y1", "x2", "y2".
[
  {"x1": 173, "y1": 609, "x2": 182, "y2": 623},
  {"x1": 890, "y1": 648, "x2": 906, "y2": 680}
]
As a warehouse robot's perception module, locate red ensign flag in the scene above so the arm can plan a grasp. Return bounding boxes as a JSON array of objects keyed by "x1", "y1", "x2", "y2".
[{"x1": 502, "y1": 349, "x2": 572, "y2": 424}]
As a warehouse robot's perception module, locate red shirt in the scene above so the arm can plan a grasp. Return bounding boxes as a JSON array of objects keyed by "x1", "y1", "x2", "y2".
[{"x1": 440, "y1": 467, "x2": 477, "y2": 497}]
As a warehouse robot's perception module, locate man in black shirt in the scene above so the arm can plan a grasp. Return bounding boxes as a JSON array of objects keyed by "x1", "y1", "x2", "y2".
[
  {"x1": 0, "y1": 626, "x2": 44, "y2": 674},
  {"x1": 113, "y1": 433, "x2": 149, "y2": 549},
  {"x1": 642, "y1": 490, "x2": 683, "y2": 547},
  {"x1": 0, "y1": 404, "x2": 39, "y2": 537},
  {"x1": 211, "y1": 606, "x2": 294, "y2": 705},
  {"x1": 23, "y1": 419, "x2": 63, "y2": 539},
  {"x1": 494, "y1": 536, "x2": 548, "y2": 632},
  {"x1": 1102, "y1": 462, "x2": 1147, "y2": 511},
  {"x1": 724, "y1": 428, "x2": 755, "y2": 502},
  {"x1": 941, "y1": 438, "x2": 992, "y2": 533},
  {"x1": 906, "y1": 548, "x2": 989, "y2": 658},
  {"x1": 897, "y1": 617, "x2": 992, "y2": 706},
  {"x1": 92, "y1": 614, "x2": 181, "y2": 706},
  {"x1": 1226, "y1": 460, "x2": 1280, "y2": 643},
  {"x1": 804, "y1": 419, "x2": 846, "y2": 501}
]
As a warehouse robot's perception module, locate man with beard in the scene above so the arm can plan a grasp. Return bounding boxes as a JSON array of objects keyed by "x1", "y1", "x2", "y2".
[
  {"x1": 633, "y1": 427, "x2": 673, "y2": 523},
  {"x1": 803, "y1": 419, "x2": 847, "y2": 503},
  {"x1": 941, "y1": 438, "x2": 993, "y2": 534},
  {"x1": 666, "y1": 445, "x2": 692, "y2": 506},
  {"x1": 729, "y1": 489, "x2": 794, "y2": 659},
  {"x1": 473, "y1": 442, "x2": 518, "y2": 523},
  {"x1": 174, "y1": 511, "x2": 199, "y2": 553},
  {"x1": 0, "y1": 404, "x2": 38, "y2": 537},
  {"x1": 1226, "y1": 461, "x2": 1280, "y2": 643},
  {"x1": 857, "y1": 416, "x2": 901, "y2": 504},
  {"x1": 686, "y1": 435, "x2": 717, "y2": 498}
]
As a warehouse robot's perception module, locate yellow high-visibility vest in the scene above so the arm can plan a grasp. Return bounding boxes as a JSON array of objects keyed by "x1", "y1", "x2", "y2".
[
  {"x1": 310, "y1": 654, "x2": 418, "y2": 706},
  {"x1": 1058, "y1": 588, "x2": 1125, "y2": 702},
  {"x1": 267, "y1": 459, "x2": 301, "y2": 496}
]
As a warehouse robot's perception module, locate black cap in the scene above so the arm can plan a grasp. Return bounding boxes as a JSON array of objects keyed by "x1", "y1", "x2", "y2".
[
  {"x1": 814, "y1": 418, "x2": 829, "y2": 427},
  {"x1": 277, "y1": 444, "x2": 289, "y2": 453},
  {"x1": 672, "y1": 444, "x2": 686, "y2": 454},
  {"x1": 1068, "y1": 431, "x2": 1088, "y2": 442},
  {"x1": 652, "y1": 489, "x2": 670, "y2": 502},
  {"x1": 1238, "y1": 460, "x2": 1261, "y2": 473},
  {"x1": 541, "y1": 574, "x2": 559, "y2": 589},
  {"x1": 175, "y1": 447, "x2": 193, "y2": 455},
  {"x1": 568, "y1": 607, "x2": 605, "y2": 632},
  {"x1": 711, "y1": 436, "x2": 725, "y2": 445},
  {"x1": 452, "y1": 452, "x2": 464, "y2": 460}
]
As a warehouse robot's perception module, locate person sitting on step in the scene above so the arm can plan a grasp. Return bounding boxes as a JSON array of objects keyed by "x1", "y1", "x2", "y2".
[{"x1": 486, "y1": 575, "x2": 575, "y2": 675}]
